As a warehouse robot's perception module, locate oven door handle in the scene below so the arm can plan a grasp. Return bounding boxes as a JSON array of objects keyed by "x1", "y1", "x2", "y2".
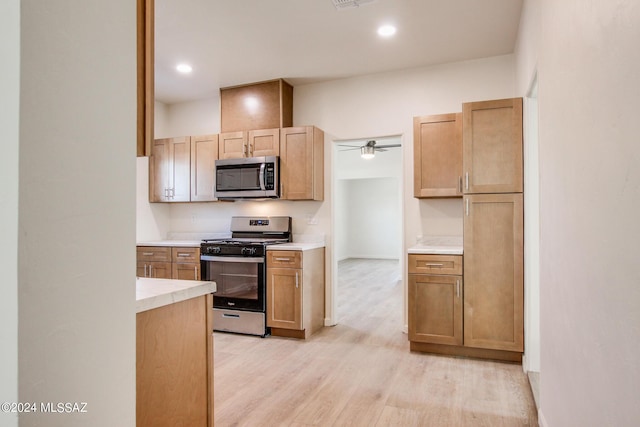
[
  {"x1": 201, "y1": 255, "x2": 264, "y2": 263},
  {"x1": 259, "y1": 163, "x2": 266, "y2": 191}
]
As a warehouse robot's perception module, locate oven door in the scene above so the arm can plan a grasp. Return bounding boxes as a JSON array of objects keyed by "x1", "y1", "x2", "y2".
[{"x1": 201, "y1": 255, "x2": 265, "y2": 312}]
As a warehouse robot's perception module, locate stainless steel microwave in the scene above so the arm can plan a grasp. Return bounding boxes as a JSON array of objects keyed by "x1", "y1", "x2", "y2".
[{"x1": 214, "y1": 156, "x2": 279, "y2": 200}]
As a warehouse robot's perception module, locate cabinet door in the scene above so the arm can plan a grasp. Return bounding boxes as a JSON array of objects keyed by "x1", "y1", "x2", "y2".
[
  {"x1": 218, "y1": 131, "x2": 247, "y2": 159},
  {"x1": 267, "y1": 267, "x2": 302, "y2": 330},
  {"x1": 413, "y1": 113, "x2": 462, "y2": 198},
  {"x1": 149, "y1": 138, "x2": 171, "y2": 202},
  {"x1": 463, "y1": 98, "x2": 523, "y2": 194},
  {"x1": 147, "y1": 261, "x2": 172, "y2": 279},
  {"x1": 280, "y1": 126, "x2": 324, "y2": 201},
  {"x1": 170, "y1": 136, "x2": 191, "y2": 202},
  {"x1": 172, "y1": 262, "x2": 200, "y2": 281},
  {"x1": 248, "y1": 128, "x2": 280, "y2": 157},
  {"x1": 463, "y1": 193, "x2": 523, "y2": 352},
  {"x1": 191, "y1": 134, "x2": 219, "y2": 201},
  {"x1": 149, "y1": 137, "x2": 190, "y2": 202},
  {"x1": 409, "y1": 274, "x2": 463, "y2": 345}
]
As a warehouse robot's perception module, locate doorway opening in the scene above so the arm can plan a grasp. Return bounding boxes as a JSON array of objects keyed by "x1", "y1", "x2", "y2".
[{"x1": 330, "y1": 135, "x2": 404, "y2": 325}]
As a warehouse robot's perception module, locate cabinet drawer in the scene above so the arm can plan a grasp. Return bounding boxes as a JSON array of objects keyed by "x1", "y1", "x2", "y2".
[
  {"x1": 172, "y1": 247, "x2": 200, "y2": 263},
  {"x1": 137, "y1": 246, "x2": 171, "y2": 262},
  {"x1": 267, "y1": 250, "x2": 302, "y2": 269},
  {"x1": 408, "y1": 254, "x2": 462, "y2": 275}
]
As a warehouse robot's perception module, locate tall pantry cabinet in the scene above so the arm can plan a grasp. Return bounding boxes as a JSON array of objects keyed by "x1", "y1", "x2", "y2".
[{"x1": 462, "y1": 98, "x2": 524, "y2": 354}]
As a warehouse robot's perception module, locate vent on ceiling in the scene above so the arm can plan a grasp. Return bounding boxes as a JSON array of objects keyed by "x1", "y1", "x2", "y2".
[{"x1": 332, "y1": 0, "x2": 376, "y2": 10}]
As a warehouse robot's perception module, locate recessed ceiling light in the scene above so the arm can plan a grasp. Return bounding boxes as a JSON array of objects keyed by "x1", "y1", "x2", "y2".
[
  {"x1": 176, "y1": 63, "x2": 193, "y2": 74},
  {"x1": 377, "y1": 24, "x2": 396, "y2": 38}
]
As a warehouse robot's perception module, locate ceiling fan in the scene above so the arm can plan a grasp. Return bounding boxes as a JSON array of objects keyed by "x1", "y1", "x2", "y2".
[{"x1": 338, "y1": 140, "x2": 401, "y2": 159}]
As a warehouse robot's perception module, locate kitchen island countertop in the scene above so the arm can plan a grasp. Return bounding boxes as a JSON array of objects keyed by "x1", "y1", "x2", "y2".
[{"x1": 136, "y1": 277, "x2": 216, "y2": 313}]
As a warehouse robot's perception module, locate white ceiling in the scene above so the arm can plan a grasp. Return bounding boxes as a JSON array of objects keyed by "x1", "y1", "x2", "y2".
[{"x1": 155, "y1": 0, "x2": 524, "y2": 105}]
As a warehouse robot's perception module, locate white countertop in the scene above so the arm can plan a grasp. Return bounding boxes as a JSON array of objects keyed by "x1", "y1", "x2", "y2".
[
  {"x1": 137, "y1": 240, "x2": 202, "y2": 247},
  {"x1": 136, "y1": 277, "x2": 217, "y2": 313},
  {"x1": 408, "y1": 236, "x2": 463, "y2": 255},
  {"x1": 266, "y1": 242, "x2": 325, "y2": 251}
]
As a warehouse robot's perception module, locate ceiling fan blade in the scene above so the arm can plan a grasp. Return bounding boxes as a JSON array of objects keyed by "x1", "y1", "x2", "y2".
[
  {"x1": 375, "y1": 148, "x2": 388, "y2": 152},
  {"x1": 338, "y1": 144, "x2": 361, "y2": 148},
  {"x1": 375, "y1": 144, "x2": 401, "y2": 148},
  {"x1": 339, "y1": 147, "x2": 362, "y2": 151}
]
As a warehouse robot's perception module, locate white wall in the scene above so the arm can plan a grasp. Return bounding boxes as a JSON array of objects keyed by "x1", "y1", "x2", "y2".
[
  {"x1": 0, "y1": 1, "x2": 19, "y2": 426},
  {"x1": 294, "y1": 55, "x2": 516, "y2": 244},
  {"x1": 18, "y1": 1, "x2": 136, "y2": 426},
  {"x1": 515, "y1": 0, "x2": 542, "y2": 376},
  {"x1": 518, "y1": 0, "x2": 640, "y2": 425},
  {"x1": 340, "y1": 178, "x2": 401, "y2": 260}
]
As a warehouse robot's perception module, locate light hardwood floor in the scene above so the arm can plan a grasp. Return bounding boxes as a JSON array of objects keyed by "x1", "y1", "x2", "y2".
[{"x1": 214, "y1": 258, "x2": 538, "y2": 426}]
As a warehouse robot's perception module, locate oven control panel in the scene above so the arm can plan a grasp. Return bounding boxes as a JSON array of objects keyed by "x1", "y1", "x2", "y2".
[{"x1": 249, "y1": 219, "x2": 269, "y2": 226}]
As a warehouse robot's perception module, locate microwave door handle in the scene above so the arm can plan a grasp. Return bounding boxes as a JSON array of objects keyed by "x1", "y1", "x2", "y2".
[{"x1": 259, "y1": 163, "x2": 266, "y2": 191}]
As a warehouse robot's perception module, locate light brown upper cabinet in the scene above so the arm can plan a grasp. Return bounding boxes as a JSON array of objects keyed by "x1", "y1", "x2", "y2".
[
  {"x1": 220, "y1": 79, "x2": 293, "y2": 133},
  {"x1": 462, "y1": 98, "x2": 523, "y2": 194},
  {"x1": 463, "y1": 193, "x2": 524, "y2": 352},
  {"x1": 149, "y1": 136, "x2": 191, "y2": 202},
  {"x1": 151, "y1": 134, "x2": 218, "y2": 203},
  {"x1": 190, "y1": 134, "x2": 219, "y2": 202},
  {"x1": 280, "y1": 126, "x2": 324, "y2": 201},
  {"x1": 413, "y1": 113, "x2": 463, "y2": 198},
  {"x1": 218, "y1": 128, "x2": 279, "y2": 159}
]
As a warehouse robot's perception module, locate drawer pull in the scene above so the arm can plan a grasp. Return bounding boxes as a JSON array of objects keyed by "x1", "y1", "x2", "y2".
[
  {"x1": 142, "y1": 252, "x2": 154, "y2": 256},
  {"x1": 295, "y1": 272, "x2": 299, "y2": 288},
  {"x1": 177, "y1": 253, "x2": 190, "y2": 257},
  {"x1": 425, "y1": 263, "x2": 444, "y2": 267},
  {"x1": 275, "y1": 257, "x2": 293, "y2": 262},
  {"x1": 456, "y1": 279, "x2": 460, "y2": 298}
]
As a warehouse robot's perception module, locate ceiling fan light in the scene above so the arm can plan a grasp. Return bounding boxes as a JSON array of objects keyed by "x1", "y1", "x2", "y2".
[{"x1": 361, "y1": 146, "x2": 375, "y2": 159}]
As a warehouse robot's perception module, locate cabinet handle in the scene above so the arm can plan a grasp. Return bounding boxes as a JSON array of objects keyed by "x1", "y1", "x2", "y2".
[
  {"x1": 456, "y1": 279, "x2": 460, "y2": 298},
  {"x1": 149, "y1": 264, "x2": 153, "y2": 277},
  {"x1": 177, "y1": 253, "x2": 190, "y2": 257},
  {"x1": 194, "y1": 266, "x2": 198, "y2": 280},
  {"x1": 144, "y1": 264, "x2": 148, "y2": 277},
  {"x1": 170, "y1": 188, "x2": 175, "y2": 199},
  {"x1": 465, "y1": 172, "x2": 469, "y2": 191},
  {"x1": 249, "y1": 143, "x2": 253, "y2": 156},
  {"x1": 142, "y1": 252, "x2": 154, "y2": 256},
  {"x1": 459, "y1": 176, "x2": 462, "y2": 194},
  {"x1": 425, "y1": 263, "x2": 444, "y2": 267},
  {"x1": 295, "y1": 272, "x2": 299, "y2": 288},
  {"x1": 275, "y1": 257, "x2": 292, "y2": 262},
  {"x1": 465, "y1": 198, "x2": 469, "y2": 216},
  {"x1": 280, "y1": 183, "x2": 284, "y2": 198}
]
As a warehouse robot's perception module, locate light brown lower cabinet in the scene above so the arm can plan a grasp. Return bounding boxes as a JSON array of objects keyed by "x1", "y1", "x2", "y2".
[
  {"x1": 136, "y1": 246, "x2": 172, "y2": 279},
  {"x1": 463, "y1": 193, "x2": 524, "y2": 353},
  {"x1": 409, "y1": 196, "x2": 524, "y2": 363},
  {"x1": 136, "y1": 293, "x2": 213, "y2": 427},
  {"x1": 137, "y1": 246, "x2": 201, "y2": 280},
  {"x1": 266, "y1": 248, "x2": 325, "y2": 339},
  {"x1": 408, "y1": 254, "x2": 463, "y2": 346}
]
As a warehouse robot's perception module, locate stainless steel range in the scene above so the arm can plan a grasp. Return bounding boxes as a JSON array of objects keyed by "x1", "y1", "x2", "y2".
[{"x1": 201, "y1": 216, "x2": 291, "y2": 337}]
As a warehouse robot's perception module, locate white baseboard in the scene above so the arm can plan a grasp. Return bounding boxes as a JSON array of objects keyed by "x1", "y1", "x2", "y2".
[
  {"x1": 324, "y1": 318, "x2": 337, "y2": 327},
  {"x1": 538, "y1": 408, "x2": 548, "y2": 427}
]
